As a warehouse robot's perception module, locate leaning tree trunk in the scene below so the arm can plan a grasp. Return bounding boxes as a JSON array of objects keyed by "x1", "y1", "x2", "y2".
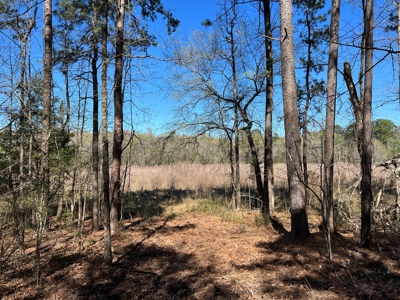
[
  {"x1": 279, "y1": 0, "x2": 310, "y2": 237},
  {"x1": 240, "y1": 110, "x2": 263, "y2": 199}
]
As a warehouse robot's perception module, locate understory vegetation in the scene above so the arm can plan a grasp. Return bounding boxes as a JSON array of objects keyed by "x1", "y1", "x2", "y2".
[{"x1": 1, "y1": 163, "x2": 400, "y2": 299}]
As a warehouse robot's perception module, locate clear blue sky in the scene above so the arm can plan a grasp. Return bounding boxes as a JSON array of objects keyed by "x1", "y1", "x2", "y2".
[
  {"x1": 133, "y1": 0, "x2": 221, "y2": 134},
  {"x1": 4, "y1": 0, "x2": 396, "y2": 136},
  {"x1": 133, "y1": 0, "x2": 400, "y2": 137}
]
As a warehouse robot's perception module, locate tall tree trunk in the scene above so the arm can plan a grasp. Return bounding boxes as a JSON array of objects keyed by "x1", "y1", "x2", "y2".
[
  {"x1": 38, "y1": 0, "x2": 52, "y2": 286},
  {"x1": 229, "y1": 1, "x2": 241, "y2": 209},
  {"x1": 110, "y1": 0, "x2": 124, "y2": 234},
  {"x1": 360, "y1": 0, "x2": 373, "y2": 248},
  {"x1": 301, "y1": 0, "x2": 312, "y2": 208},
  {"x1": 279, "y1": 0, "x2": 310, "y2": 237},
  {"x1": 91, "y1": 2, "x2": 100, "y2": 232},
  {"x1": 323, "y1": 0, "x2": 340, "y2": 237},
  {"x1": 16, "y1": 1, "x2": 37, "y2": 253},
  {"x1": 262, "y1": 0, "x2": 275, "y2": 215},
  {"x1": 102, "y1": 0, "x2": 112, "y2": 265}
]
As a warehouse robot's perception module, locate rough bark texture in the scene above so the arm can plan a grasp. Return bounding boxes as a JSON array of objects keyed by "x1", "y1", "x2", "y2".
[
  {"x1": 101, "y1": 0, "x2": 112, "y2": 265},
  {"x1": 42, "y1": 0, "x2": 52, "y2": 204},
  {"x1": 230, "y1": 2, "x2": 241, "y2": 209},
  {"x1": 360, "y1": 0, "x2": 373, "y2": 248},
  {"x1": 38, "y1": 0, "x2": 52, "y2": 285},
  {"x1": 279, "y1": 0, "x2": 310, "y2": 237},
  {"x1": 110, "y1": 0, "x2": 124, "y2": 234},
  {"x1": 262, "y1": 0, "x2": 274, "y2": 215},
  {"x1": 323, "y1": 0, "x2": 340, "y2": 234},
  {"x1": 91, "y1": 4, "x2": 100, "y2": 232}
]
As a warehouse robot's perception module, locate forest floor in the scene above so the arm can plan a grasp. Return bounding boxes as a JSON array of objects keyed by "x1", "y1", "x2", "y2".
[{"x1": 1, "y1": 202, "x2": 400, "y2": 300}]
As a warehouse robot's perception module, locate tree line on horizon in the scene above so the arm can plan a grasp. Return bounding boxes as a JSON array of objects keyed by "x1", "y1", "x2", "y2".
[{"x1": 0, "y1": 0, "x2": 399, "y2": 280}]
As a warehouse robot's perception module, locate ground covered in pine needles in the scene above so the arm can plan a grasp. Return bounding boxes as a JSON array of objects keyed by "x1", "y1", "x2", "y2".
[{"x1": 1, "y1": 207, "x2": 400, "y2": 300}]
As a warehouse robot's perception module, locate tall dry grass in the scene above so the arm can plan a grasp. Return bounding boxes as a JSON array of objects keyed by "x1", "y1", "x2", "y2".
[{"x1": 123, "y1": 163, "x2": 258, "y2": 195}]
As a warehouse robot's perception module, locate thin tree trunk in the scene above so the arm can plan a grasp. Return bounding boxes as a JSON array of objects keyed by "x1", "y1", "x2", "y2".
[
  {"x1": 240, "y1": 114, "x2": 263, "y2": 198},
  {"x1": 91, "y1": 2, "x2": 100, "y2": 232},
  {"x1": 301, "y1": 0, "x2": 312, "y2": 208},
  {"x1": 323, "y1": 0, "x2": 340, "y2": 239},
  {"x1": 230, "y1": 1, "x2": 241, "y2": 209},
  {"x1": 343, "y1": 62, "x2": 363, "y2": 156},
  {"x1": 279, "y1": 0, "x2": 310, "y2": 237},
  {"x1": 38, "y1": 0, "x2": 52, "y2": 286},
  {"x1": 16, "y1": 2, "x2": 37, "y2": 253},
  {"x1": 110, "y1": 0, "x2": 125, "y2": 234},
  {"x1": 233, "y1": 102, "x2": 241, "y2": 209},
  {"x1": 56, "y1": 31, "x2": 71, "y2": 221},
  {"x1": 262, "y1": 0, "x2": 275, "y2": 216},
  {"x1": 102, "y1": 0, "x2": 112, "y2": 265}
]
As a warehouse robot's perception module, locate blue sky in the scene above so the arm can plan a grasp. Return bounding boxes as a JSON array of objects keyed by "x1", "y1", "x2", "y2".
[
  {"x1": 132, "y1": 0, "x2": 222, "y2": 134},
  {"x1": 132, "y1": 0, "x2": 400, "y2": 136},
  {"x1": 1, "y1": 0, "x2": 399, "y2": 136}
]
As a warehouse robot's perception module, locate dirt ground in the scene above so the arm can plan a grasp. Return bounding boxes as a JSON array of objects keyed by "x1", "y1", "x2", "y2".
[{"x1": 1, "y1": 209, "x2": 400, "y2": 300}]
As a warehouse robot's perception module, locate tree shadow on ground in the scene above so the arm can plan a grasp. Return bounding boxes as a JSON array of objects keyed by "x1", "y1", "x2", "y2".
[
  {"x1": 270, "y1": 215, "x2": 289, "y2": 235},
  {"x1": 232, "y1": 226, "x2": 400, "y2": 299},
  {"x1": 23, "y1": 216, "x2": 242, "y2": 300}
]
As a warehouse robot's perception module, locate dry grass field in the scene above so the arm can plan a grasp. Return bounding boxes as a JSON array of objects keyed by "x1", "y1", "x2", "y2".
[{"x1": 1, "y1": 163, "x2": 399, "y2": 299}]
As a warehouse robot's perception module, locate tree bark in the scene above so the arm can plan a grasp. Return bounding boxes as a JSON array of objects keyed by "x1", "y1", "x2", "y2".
[
  {"x1": 230, "y1": 1, "x2": 241, "y2": 209},
  {"x1": 279, "y1": 0, "x2": 310, "y2": 237},
  {"x1": 38, "y1": 0, "x2": 52, "y2": 285},
  {"x1": 360, "y1": 0, "x2": 373, "y2": 248},
  {"x1": 240, "y1": 112, "x2": 263, "y2": 199},
  {"x1": 343, "y1": 62, "x2": 363, "y2": 156},
  {"x1": 91, "y1": 1, "x2": 100, "y2": 232},
  {"x1": 110, "y1": 0, "x2": 124, "y2": 234},
  {"x1": 263, "y1": 0, "x2": 274, "y2": 216},
  {"x1": 101, "y1": 0, "x2": 112, "y2": 265},
  {"x1": 323, "y1": 0, "x2": 340, "y2": 236}
]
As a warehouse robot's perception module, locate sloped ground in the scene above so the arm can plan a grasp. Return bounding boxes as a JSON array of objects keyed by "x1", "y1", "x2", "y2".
[{"x1": 1, "y1": 210, "x2": 400, "y2": 300}]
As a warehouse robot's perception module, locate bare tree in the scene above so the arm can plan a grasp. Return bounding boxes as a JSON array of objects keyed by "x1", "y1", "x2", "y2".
[{"x1": 167, "y1": 0, "x2": 266, "y2": 209}]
